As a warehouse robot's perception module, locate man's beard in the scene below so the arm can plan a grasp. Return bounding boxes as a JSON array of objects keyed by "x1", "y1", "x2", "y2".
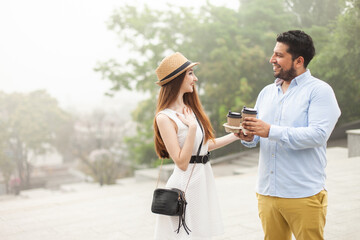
[{"x1": 274, "y1": 65, "x2": 297, "y2": 81}]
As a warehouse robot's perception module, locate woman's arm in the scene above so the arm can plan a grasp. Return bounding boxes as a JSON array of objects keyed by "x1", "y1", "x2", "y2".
[
  {"x1": 208, "y1": 133, "x2": 239, "y2": 151},
  {"x1": 156, "y1": 107, "x2": 197, "y2": 171}
]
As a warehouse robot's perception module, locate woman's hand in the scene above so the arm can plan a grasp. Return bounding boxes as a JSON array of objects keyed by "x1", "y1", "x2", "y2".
[
  {"x1": 176, "y1": 107, "x2": 197, "y2": 128},
  {"x1": 235, "y1": 130, "x2": 255, "y2": 142}
]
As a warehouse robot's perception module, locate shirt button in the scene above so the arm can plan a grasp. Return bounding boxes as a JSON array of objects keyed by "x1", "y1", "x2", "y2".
[
  {"x1": 271, "y1": 154, "x2": 275, "y2": 157},
  {"x1": 270, "y1": 171, "x2": 274, "y2": 174}
]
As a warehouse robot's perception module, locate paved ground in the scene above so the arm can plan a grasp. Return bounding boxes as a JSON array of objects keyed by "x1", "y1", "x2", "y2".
[{"x1": 0, "y1": 147, "x2": 359, "y2": 240}]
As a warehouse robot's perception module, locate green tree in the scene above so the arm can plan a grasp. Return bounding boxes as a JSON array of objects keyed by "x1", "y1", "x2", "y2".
[
  {"x1": 96, "y1": 0, "x2": 353, "y2": 167},
  {"x1": 311, "y1": 0, "x2": 360, "y2": 124},
  {"x1": 0, "y1": 135, "x2": 15, "y2": 194},
  {"x1": 95, "y1": 1, "x2": 300, "y2": 166},
  {"x1": 284, "y1": 0, "x2": 342, "y2": 28},
  {"x1": 88, "y1": 149, "x2": 119, "y2": 186},
  {"x1": 72, "y1": 109, "x2": 131, "y2": 185},
  {"x1": 0, "y1": 90, "x2": 72, "y2": 190}
]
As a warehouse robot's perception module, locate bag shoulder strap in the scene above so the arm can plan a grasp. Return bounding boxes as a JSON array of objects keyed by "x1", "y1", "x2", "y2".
[
  {"x1": 156, "y1": 115, "x2": 204, "y2": 193},
  {"x1": 183, "y1": 116, "x2": 203, "y2": 193}
]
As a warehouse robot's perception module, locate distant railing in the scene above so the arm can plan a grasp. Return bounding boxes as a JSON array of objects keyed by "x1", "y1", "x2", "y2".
[{"x1": 346, "y1": 129, "x2": 360, "y2": 158}]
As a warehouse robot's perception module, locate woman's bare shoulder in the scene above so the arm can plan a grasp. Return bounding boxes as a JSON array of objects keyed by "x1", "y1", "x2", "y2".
[
  {"x1": 156, "y1": 112, "x2": 177, "y2": 131},
  {"x1": 156, "y1": 112, "x2": 171, "y2": 122}
]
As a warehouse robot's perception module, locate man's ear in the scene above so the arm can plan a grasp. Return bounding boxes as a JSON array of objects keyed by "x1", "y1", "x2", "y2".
[{"x1": 295, "y1": 56, "x2": 305, "y2": 69}]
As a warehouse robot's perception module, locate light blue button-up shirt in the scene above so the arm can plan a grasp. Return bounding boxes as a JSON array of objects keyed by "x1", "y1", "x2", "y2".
[{"x1": 242, "y1": 70, "x2": 341, "y2": 198}]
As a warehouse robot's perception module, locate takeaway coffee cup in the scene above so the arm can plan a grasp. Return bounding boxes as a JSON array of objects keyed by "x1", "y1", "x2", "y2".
[
  {"x1": 227, "y1": 110, "x2": 242, "y2": 127},
  {"x1": 241, "y1": 106, "x2": 257, "y2": 134}
]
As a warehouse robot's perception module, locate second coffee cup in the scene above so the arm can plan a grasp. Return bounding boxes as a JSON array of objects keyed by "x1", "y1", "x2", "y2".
[{"x1": 227, "y1": 111, "x2": 242, "y2": 127}]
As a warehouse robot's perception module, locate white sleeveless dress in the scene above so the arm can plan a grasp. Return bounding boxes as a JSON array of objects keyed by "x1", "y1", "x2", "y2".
[{"x1": 154, "y1": 108, "x2": 224, "y2": 240}]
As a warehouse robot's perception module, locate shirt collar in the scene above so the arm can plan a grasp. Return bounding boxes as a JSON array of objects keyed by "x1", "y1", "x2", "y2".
[{"x1": 274, "y1": 69, "x2": 311, "y2": 86}]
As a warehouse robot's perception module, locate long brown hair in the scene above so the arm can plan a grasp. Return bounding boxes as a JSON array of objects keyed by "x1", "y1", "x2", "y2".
[{"x1": 154, "y1": 71, "x2": 215, "y2": 159}]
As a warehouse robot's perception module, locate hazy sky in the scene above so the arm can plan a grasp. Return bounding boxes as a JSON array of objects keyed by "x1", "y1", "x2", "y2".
[{"x1": 0, "y1": 0, "x2": 238, "y2": 114}]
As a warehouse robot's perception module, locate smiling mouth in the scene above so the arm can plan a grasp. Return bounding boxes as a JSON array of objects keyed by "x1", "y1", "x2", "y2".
[{"x1": 273, "y1": 64, "x2": 281, "y2": 71}]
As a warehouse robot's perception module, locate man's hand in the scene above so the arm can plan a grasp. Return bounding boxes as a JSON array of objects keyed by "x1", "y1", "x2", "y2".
[
  {"x1": 242, "y1": 117, "x2": 271, "y2": 138},
  {"x1": 235, "y1": 130, "x2": 254, "y2": 142}
]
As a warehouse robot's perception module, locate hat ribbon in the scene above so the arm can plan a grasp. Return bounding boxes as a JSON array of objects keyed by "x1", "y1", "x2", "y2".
[{"x1": 160, "y1": 61, "x2": 191, "y2": 82}]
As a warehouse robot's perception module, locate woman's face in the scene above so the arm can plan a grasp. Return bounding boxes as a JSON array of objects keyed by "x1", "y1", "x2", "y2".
[{"x1": 181, "y1": 68, "x2": 198, "y2": 93}]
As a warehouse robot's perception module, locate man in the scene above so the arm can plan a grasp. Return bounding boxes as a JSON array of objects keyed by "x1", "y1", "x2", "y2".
[{"x1": 238, "y1": 30, "x2": 341, "y2": 240}]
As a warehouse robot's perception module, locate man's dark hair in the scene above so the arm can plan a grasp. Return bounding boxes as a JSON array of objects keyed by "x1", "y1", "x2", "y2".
[{"x1": 276, "y1": 30, "x2": 315, "y2": 68}]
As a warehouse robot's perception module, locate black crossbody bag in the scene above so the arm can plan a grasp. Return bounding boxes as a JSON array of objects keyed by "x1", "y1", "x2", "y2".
[{"x1": 151, "y1": 116, "x2": 204, "y2": 235}]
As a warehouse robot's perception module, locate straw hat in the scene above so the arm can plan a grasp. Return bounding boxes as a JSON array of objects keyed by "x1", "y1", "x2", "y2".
[{"x1": 155, "y1": 52, "x2": 199, "y2": 86}]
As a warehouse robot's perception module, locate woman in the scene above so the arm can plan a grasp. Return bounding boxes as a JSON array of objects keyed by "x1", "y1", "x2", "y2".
[{"x1": 153, "y1": 52, "x2": 239, "y2": 239}]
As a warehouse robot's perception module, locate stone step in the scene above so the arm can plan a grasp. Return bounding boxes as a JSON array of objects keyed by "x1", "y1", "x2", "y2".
[
  {"x1": 231, "y1": 161, "x2": 257, "y2": 168},
  {"x1": 233, "y1": 166, "x2": 258, "y2": 175},
  {"x1": 235, "y1": 154, "x2": 259, "y2": 161},
  {"x1": 135, "y1": 164, "x2": 174, "y2": 183}
]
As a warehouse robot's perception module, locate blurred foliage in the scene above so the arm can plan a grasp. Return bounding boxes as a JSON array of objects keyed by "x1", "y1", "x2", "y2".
[
  {"x1": 96, "y1": 0, "x2": 358, "y2": 166},
  {"x1": 87, "y1": 149, "x2": 120, "y2": 186},
  {"x1": 311, "y1": 0, "x2": 360, "y2": 124},
  {"x1": 72, "y1": 109, "x2": 133, "y2": 184},
  {"x1": 0, "y1": 91, "x2": 133, "y2": 188},
  {"x1": 284, "y1": 0, "x2": 343, "y2": 28},
  {"x1": 0, "y1": 90, "x2": 73, "y2": 189},
  {"x1": 0, "y1": 134, "x2": 15, "y2": 194}
]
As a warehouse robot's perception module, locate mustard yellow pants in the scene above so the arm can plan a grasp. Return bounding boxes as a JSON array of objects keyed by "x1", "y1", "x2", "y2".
[{"x1": 256, "y1": 190, "x2": 327, "y2": 240}]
